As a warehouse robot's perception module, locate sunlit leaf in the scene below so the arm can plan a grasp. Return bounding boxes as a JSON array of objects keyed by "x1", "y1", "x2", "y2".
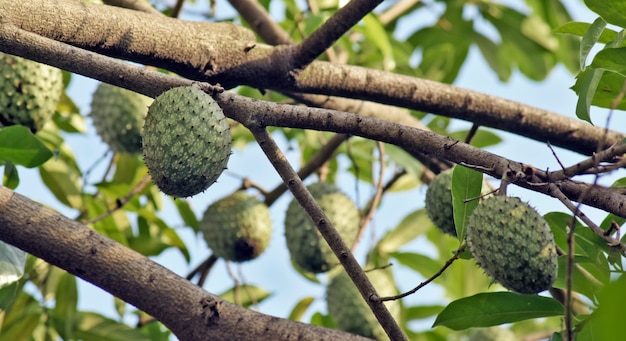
[
  {"x1": 2, "y1": 161, "x2": 19, "y2": 189},
  {"x1": 573, "y1": 67, "x2": 605, "y2": 123},
  {"x1": 0, "y1": 126, "x2": 53, "y2": 168},
  {"x1": 375, "y1": 209, "x2": 431, "y2": 257},
  {"x1": 74, "y1": 312, "x2": 151, "y2": 341},
  {"x1": 404, "y1": 305, "x2": 445, "y2": 321},
  {"x1": 553, "y1": 255, "x2": 607, "y2": 301},
  {"x1": 51, "y1": 271, "x2": 78, "y2": 339},
  {"x1": 555, "y1": 22, "x2": 618, "y2": 44},
  {"x1": 309, "y1": 312, "x2": 336, "y2": 328},
  {"x1": 0, "y1": 242, "x2": 26, "y2": 289},
  {"x1": 582, "y1": 274, "x2": 626, "y2": 340},
  {"x1": 390, "y1": 251, "x2": 443, "y2": 279},
  {"x1": 288, "y1": 296, "x2": 315, "y2": 321},
  {"x1": 448, "y1": 129, "x2": 502, "y2": 148},
  {"x1": 173, "y1": 197, "x2": 199, "y2": 230},
  {"x1": 433, "y1": 292, "x2": 563, "y2": 330},
  {"x1": 590, "y1": 47, "x2": 626, "y2": 75},
  {"x1": 39, "y1": 144, "x2": 83, "y2": 208}
]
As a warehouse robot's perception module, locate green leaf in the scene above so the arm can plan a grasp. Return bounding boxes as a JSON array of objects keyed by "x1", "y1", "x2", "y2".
[
  {"x1": 173, "y1": 198, "x2": 199, "y2": 230},
  {"x1": 572, "y1": 67, "x2": 626, "y2": 111},
  {"x1": 288, "y1": 296, "x2": 315, "y2": 321},
  {"x1": 545, "y1": 212, "x2": 609, "y2": 265},
  {"x1": 582, "y1": 274, "x2": 626, "y2": 339},
  {"x1": 390, "y1": 251, "x2": 444, "y2": 279},
  {"x1": 433, "y1": 292, "x2": 564, "y2": 330},
  {"x1": 53, "y1": 93, "x2": 86, "y2": 133},
  {"x1": 218, "y1": 284, "x2": 271, "y2": 308},
  {"x1": 451, "y1": 166, "x2": 482, "y2": 241},
  {"x1": 580, "y1": 17, "x2": 607, "y2": 69},
  {"x1": 0, "y1": 242, "x2": 25, "y2": 289},
  {"x1": 309, "y1": 312, "x2": 336, "y2": 328},
  {"x1": 553, "y1": 255, "x2": 607, "y2": 301},
  {"x1": 471, "y1": 31, "x2": 510, "y2": 81},
  {"x1": 574, "y1": 67, "x2": 604, "y2": 123},
  {"x1": 448, "y1": 129, "x2": 502, "y2": 148},
  {"x1": 405, "y1": 305, "x2": 445, "y2": 321},
  {"x1": 74, "y1": 312, "x2": 151, "y2": 341},
  {"x1": 359, "y1": 14, "x2": 395, "y2": 71},
  {"x1": 584, "y1": 0, "x2": 626, "y2": 28},
  {"x1": 39, "y1": 144, "x2": 83, "y2": 208},
  {"x1": 375, "y1": 209, "x2": 431, "y2": 257},
  {"x1": 0, "y1": 281, "x2": 18, "y2": 310},
  {"x1": 2, "y1": 161, "x2": 19, "y2": 189},
  {"x1": 590, "y1": 47, "x2": 626, "y2": 75},
  {"x1": 0, "y1": 126, "x2": 53, "y2": 167},
  {"x1": 555, "y1": 22, "x2": 618, "y2": 44},
  {"x1": 0, "y1": 291, "x2": 43, "y2": 339},
  {"x1": 51, "y1": 271, "x2": 78, "y2": 339}
]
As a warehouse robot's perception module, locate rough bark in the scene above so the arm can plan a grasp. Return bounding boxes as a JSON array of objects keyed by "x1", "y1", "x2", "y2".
[
  {"x1": 0, "y1": 187, "x2": 372, "y2": 341},
  {"x1": 0, "y1": 0, "x2": 621, "y2": 156}
]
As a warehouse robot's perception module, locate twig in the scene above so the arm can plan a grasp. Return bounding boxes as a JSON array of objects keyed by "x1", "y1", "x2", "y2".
[
  {"x1": 170, "y1": 0, "x2": 185, "y2": 18},
  {"x1": 289, "y1": 0, "x2": 384, "y2": 69},
  {"x1": 103, "y1": 0, "x2": 163, "y2": 16},
  {"x1": 244, "y1": 126, "x2": 407, "y2": 341},
  {"x1": 354, "y1": 141, "x2": 386, "y2": 251},
  {"x1": 81, "y1": 175, "x2": 152, "y2": 225},
  {"x1": 227, "y1": 0, "x2": 292, "y2": 45},
  {"x1": 378, "y1": 245, "x2": 465, "y2": 301},
  {"x1": 264, "y1": 133, "x2": 350, "y2": 206},
  {"x1": 186, "y1": 254, "x2": 219, "y2": 287},
  {"x1": 378, "y1": 0, "x2": 421, "y2": 26},
  {"x1": 548, "y1": 143, "x2": 626, "y2": 181}
]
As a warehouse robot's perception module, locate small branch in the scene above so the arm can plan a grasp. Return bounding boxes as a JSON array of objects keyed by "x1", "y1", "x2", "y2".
[
  {"x1": 379, "y1": 245, "x2": 465, "y2": 301},
  {"x1": 289, "y1": 0, "x2": 384, "y2": 69},
  {"x1": 103, "y1": 0, "x2": 163, "y2": 16},
  {"x1": 354, "y1": 141, "x2": 386, "y2": 250},
  {"x1": 170, "y1": 0, "x2": 185, "y2": 18},
  {"x1": 186, "y1": 254, "x2": 220, "y2": 287},
  {"x1": 245, "y1": 126, "x2": 407, "y2": 341},
  {"x1": 548, "y1": 143, "x2": 626, "y2": 180},
  {"x1": 228, "y1": 0, "x2": 292, "y2": 45},
  {"x1": 378, "y1": 0, "x2": 421, "y2": 26},
  {"x1": 264, "y1": 133, "x2": 350, "y2": 206}
]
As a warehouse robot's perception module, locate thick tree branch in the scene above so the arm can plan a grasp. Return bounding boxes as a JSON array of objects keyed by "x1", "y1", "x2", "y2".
[
  {"x1": 1, "y1": 0, "x2": 620, "y2": 157},
  {"x1": 3, "y1": 23, "x2": 624, "y2": 220},
  {"x1": 0, "y1": 187, "x2": 371, "y2": 341},
  {"x1": 228, "y1": 0, "x2": 292, "y2": 45}
]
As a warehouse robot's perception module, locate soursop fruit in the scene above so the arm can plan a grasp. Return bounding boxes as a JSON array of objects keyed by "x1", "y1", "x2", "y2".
[
  {"x1": 468, "y1": 327, "x2": 516, "y2": 341},
  {"x1": 466, "y1": 196, "x2": 558, "y2": 294},
  {"x1": 326, "y1": 267, "x2": 400, "y2": 340},
  {"x1": 425, "y1": 169, "x2": 456, "y2": 236},
  {"x1": 0, "y1": 53, "x2": 63, "y2": 132},
  {"x1": 89, "y1": 83, "x2": 152, "y2": 154},
  {"x1": 199, "y1": 191, "x2": 272, "y2": 262},
  {"x1": 284, "y1": 182, "x2": 359, "y2": 273},
  {"x1": 143, "y1": 86, "x2": 231, "y2": 197}
]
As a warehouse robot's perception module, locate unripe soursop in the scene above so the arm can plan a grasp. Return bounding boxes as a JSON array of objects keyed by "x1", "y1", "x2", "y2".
[
  {"x1": 468, "y1": 327, "x2": 516, "y2": 341},
  {"x1": 284, "y1": 182, "x2": 359, "y2": 273},
  {"x1": 0, "y1": 53, "x2": 63, "y2": 132},
  {"x1": 143, "y1": 86, "x2": 231, "y2": 197},
  {"x1": 425, "y1": 169, "x2": 456, "y2": 236},
  {"x1": 326, "y1": 267, "x2": 400, "y2": 340},
  {"x1": 466, "y1": 196, "x2": 558, "y2": 294},
  {"x1": 89, "y1": 83, "x2": 152, "y2": 154},
  {"x1": 200, "y1": 191, "x2": 272, "y2": 262}
]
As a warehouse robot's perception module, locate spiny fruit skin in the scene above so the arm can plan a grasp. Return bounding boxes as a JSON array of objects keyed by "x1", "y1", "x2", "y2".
[
  {"x1": 425, "y1": 169, "x2": 456, "y2": 236},
  {"x1": 0, "y1": 53, "x2": 63, "y2": 132},
  {"x1": 199, "y1": 191, "x2": 272, "y2": 262},
  {"x1": 466, "y1": 196, "x2": 558, "y2": 294},
  {"x1": 143, "y1": 86, "x2": 231, "y2": 197},
  {"x1": 284, "y1": 182, "x2": 359, "y2": 273},
  {"x1": 89, "y1": 83, "x2": 152, "y2": 154},
  {"x1": 326, "y1": 267, "x2": 400, "y2": 340},
  {"x1": 468, "y1": 327, "x2": 516, "y2": 341}
]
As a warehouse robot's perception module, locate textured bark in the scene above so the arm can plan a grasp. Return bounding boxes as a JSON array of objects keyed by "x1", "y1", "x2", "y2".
[
  {"x1": 0, "y1": 187, "x2": 372, "y2": 341},
  {"x1": 0, "y1": 0, "x2": 621, "y2": 157}
]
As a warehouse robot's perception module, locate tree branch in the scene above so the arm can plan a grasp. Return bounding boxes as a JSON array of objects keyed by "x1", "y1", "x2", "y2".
[
  {"x1": 243, "y1": 127, "x2": 407, "y2": 341},
  {"x1": 1, "y1": 0, "x2": 620, "y2": 157},
  {"x1": 3, "y1": 23, "x2": 624, "y2": 219},
  {"x1": 0, "y1": 187, "x2": 372, "y2": 341}
]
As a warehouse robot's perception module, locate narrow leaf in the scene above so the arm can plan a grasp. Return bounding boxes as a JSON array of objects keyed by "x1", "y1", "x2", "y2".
[
  {"x1": 451, "y1": 166, "x2": 482, "y2": 241},
  {"x1": 575, "y1": 67, "x2": 604, "y2": 123},
  {"x1": 2, "y1": 161, "x2": 19, "y2": 189},
  {"x1": 0, "y1": 126, "x2": 53, "y2": 167},
  {"x1": 580, "y1": 17, "x2": 607, "y2": 69},
  {"x1": 218, "y1": 285, "x2": 271, "y2": 308},
  {"x1": 376, "y1": 209, "x2": 431, "y2": 257},
  {"x1": 433, "y1": 292, "x2": 563, "y2": 330},
  {"x1": 288, "y1": 296, "x2": 315, "y2": 321}
]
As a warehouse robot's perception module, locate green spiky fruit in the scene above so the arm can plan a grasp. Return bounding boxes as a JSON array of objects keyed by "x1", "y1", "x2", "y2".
[
  {"x1": 199, "y1": 191, "x2": 272, "y2": 262},
  {"x1": 425, "y1": 169, "x2": 456, "y2": 236},
  {"x1": 89, "y1": 83, "x2": 152, "y2": 154},
  {"x1": 326, "y1": 267, "x2": 400, "y2": 340},
  {"x1": 284, "y1": 182, "x2": 359, "y2": 273},
  {"x1": 143, "y1": 86, "x2": 231, "y2": 197},
  {"x1": 0, "y1": 53, "x2": 63, "y2": 132},
  {"x1": 468, "y1": 327, "x2": 516, "y2": 341},
  {"x1": 466, "y1": 196, "x2": 558, "y2": 294}
]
